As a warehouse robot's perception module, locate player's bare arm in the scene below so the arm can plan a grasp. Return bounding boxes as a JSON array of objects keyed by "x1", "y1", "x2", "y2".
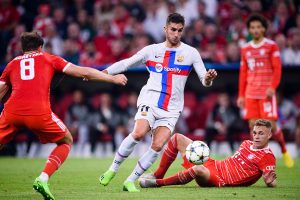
[
  {"x1": 64, "y1": 64, "x2": 127, "y2": 86},
  {"x1": 204, "y1": 69, "x2": 217, "y2": 85},
  {"x1": 263, "y1": 171, "x2": 277, "y2": 187},
  {"x1": 0, "y1": 83, "x2": 9, "y2": 101}
]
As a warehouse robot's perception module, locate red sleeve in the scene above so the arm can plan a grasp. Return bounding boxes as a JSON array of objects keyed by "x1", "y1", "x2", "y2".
[
  {"x1": 47, "y1": 53, "x2": 70, "y2": 72},
  {"x1": 258, "y1": 153, "x2": 276, "y2": 175},
  {"x1": 0, "y1": 63, "x2": 11, "y2": 84},
  {"x1": 238, "y1": 48, "x2": 248, "y2": 98},
  {"x1": 270, "y1": 44, "x2": 282, "y2": 90}
]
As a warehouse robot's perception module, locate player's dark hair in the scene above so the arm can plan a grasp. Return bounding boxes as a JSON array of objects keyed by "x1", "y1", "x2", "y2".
[
  {"x1": 246, "y1": 14, "x2": 268, "y2": 30},
  {"x1": 21, "y1": 31, "x2": 44, "y2": 52},
  {"x1": 254, "y1": 119, "x2": 272, "y2": 129},
  {"x1": 166, "y1": 13, "x2": 185, "y2": 26}
]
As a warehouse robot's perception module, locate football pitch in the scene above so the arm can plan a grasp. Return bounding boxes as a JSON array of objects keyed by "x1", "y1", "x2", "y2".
[{"x1": 0, "y1": 157, "x2": 299, "y2": 200}]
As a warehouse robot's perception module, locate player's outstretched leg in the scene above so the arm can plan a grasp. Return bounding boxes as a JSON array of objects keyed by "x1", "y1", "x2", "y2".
[
  {"x1": 99, "y1": 170, "x2": 116, "y2": 186},
  {"x1": 33, "y1": 177, "x2": 55, "y2": 200},
  {"x1": 99, "y1": 134, "x2": 139, "y2": 186},
  {"x1": 123, "y1": 180, "x2": 140, "y2": 192}
]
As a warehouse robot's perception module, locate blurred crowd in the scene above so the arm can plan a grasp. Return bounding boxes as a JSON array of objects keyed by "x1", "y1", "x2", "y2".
[
  {"x1": 1, "y1": 0, "x2": 300, "y2": 66},
  {"x1": 2, "y1": 89, "x2": 300, "y2": 157}
]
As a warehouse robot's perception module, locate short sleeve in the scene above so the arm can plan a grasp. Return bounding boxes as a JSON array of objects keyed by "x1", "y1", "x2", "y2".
[
  {"x1": 0, "y1": 63, "x2": 11, "y2": 85},
  {"x1": 258, "y1": 153, "x2": 276, "y2": 174},
  {"x1": 271, "y1": 43, "x2": 281, "y2": 58},
  {"x1": 48, "y1": 54, "x2": 71, "y2": 72}
]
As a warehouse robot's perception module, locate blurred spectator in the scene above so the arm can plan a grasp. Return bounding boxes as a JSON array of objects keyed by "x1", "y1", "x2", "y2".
[
  {"x1": 66, "y1": 22, "x2": 84, "y2": 50},
  {"x1": 90, "y1": 93, "x2": 125, "y2": 153},
  {"x1": 184, "y1": 18, "x2": 205, "y2": 47},
  {"x1": 122, "y1": 0, "x2": 146, "y2": 22},
  {"x1": 43, "y1": 42, "x2": 53, "y2": 54},
  {"x1": 205, "y1": 92, "x2": 243, "y2": 153},
  {"x1": 65, "y1": 90, "x2": 92, "y2": 157},
  {"x1": 5, "y1": 24, "x2": 25, "y2": 62},
  {"x1": 44, "y1": 24, "x2": 63, "y2": 56},
  {"x1": 226, "y1": 42, "x2": 240, "y2": 63},
  {"x1": 94, "y1": 20, "x2": 117, "y2": 63},
  {"x1": 176, "y1": 0, "x2": 199, "y2": 26},
  {"x1": 66, "y1": 0, "x2": 94, "y2": 22},
  {"x1": 282, "y1": 28, "x2": 300, "y2": 66},
  {"x1": 111, "y1": 4, "x2": 130, "y2": 37},
  {"x1": 277, "y1": 92, "x2": 300, "y2": 140},
  {"x1": 200, "y1": 23, "x2": 227, "y2": 63},
  {"x1": 197, "y1": 1, "x2": 215, "y2": 24},
  {"x1": 227, "y1": 18, "x2": 248, "y2": 47},
  {"x1": 62, "y1": 39, "x2": 80, "y2": 64},
  {"x1": 79, "y1": 41, "x2": 102, "y2": 67},
  {"x1": 76, "y1": 9, "x2": 95, "y2": 42},
  {"x1": 0, "y1": 0, "x2": 20, "y2": 64},
  {"x1": 94, "y1": 0, "x2": 115, "y2": 25},
  {"x1": 52, "y1": 7, "x2": 68, "y2": 39},
  {"x1": 143, "y1": 0, "x2": 165, "y2": 42},
  {"x1": 117, "y1": 92, "x2": 139, "y2": 147},
  {"x1": 33, "y1": 4, "x2": 54, "y2": 36},
  {"x1": 272, "y1": 1, "x2": 296, "y2": 36},
  {"x1": 129, "y1": 34, "x2": 151, "y2": 55},
  {"x1": 105, "y1": 38, "x2": 130, "y2": 64},
  {"x1": 202, "y1": 0, "x2": 217, "y2": 18}
]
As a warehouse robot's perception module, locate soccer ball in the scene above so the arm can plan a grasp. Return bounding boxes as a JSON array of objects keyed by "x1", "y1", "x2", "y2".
[{"x1": 185, "y1": 141, "x2": 210, "y2": 165}]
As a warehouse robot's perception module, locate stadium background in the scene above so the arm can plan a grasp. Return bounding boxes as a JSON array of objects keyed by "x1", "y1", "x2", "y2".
[{"x1": 0, "y1": 0, "x2": 300, "y2": 158}]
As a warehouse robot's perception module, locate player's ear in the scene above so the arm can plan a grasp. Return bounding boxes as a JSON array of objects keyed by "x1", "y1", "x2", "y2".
[{"x1": 164, "y1": 26, "x2": 167, "y2": 33}]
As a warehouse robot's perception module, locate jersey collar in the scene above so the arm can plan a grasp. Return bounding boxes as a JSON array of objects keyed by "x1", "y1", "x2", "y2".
[{"x1": 250, "y1": 38, "x2": 266, "y2": 48}]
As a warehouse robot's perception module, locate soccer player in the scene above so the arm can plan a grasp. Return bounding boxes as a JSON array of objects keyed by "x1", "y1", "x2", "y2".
[
  {"x1": 139, "y1": 119, "x2": 277, "y2": 188},
  {"x1": 237, "y1": 14, "x2": 294, "y2": 168},
  {"x1": 0, "y1": 31, "x2": 127, "y2": 200},
  {"x1": 99, "y1": 13, "x2": 217, "y2": 192}
]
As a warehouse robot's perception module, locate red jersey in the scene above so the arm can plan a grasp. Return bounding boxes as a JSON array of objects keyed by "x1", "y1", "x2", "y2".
[
  {"x1": 0, "y1": 52, "x2": 70, "y2": 115},
  {"x1": 239, "y1": 38, "x2": 281, "y2": 99},
  {"x1": 215, "y1": 140, "x2": 276, "y2": 186}
]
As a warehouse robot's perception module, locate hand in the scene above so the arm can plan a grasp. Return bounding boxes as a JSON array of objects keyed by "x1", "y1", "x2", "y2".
[
  {"x1": 263, "y1": 171, "x2": 277, "y2": 186},
  {"x1": 113, "y1": 74, "x2": 128, "y2": 86},
  {"x1": 237, "y1": 97, "x2": 245, "y2": 108},
  {"x1": 266, "y1": 87, "x2": 275, "y2": 99},
  {"x1": 204, "y1": 69, "x2": 217, "y2": 85}
]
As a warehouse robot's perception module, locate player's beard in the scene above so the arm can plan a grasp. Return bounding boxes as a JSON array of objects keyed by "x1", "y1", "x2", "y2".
[{"x1": 167, "y1": 36, "x2": 180, "y2": 47}]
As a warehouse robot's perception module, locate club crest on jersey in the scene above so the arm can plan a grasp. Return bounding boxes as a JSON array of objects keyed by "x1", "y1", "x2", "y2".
[
  {"x1": 248, "y1": 154, "x2": 254, "y2": 159},
  {"x1": 155, "y1": 63, "x2": 163, "y2": 72},
  {"x1": 141, "y1": 111, "x2": 147, "y2": 116},
  {"x1": 176, "y1": 55, "x2": 184, "y2": 62}
]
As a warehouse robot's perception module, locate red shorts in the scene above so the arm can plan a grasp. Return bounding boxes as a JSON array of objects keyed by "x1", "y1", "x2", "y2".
[
  {"x1": 0, "y1": 110, "x2": 68, "y2": 144},
  {"x1": 244, "y1": 96, "x2": 278, "y2": 120},
  {"x1": 182, "y1": 157, "x2": 225, "y2": 187}
]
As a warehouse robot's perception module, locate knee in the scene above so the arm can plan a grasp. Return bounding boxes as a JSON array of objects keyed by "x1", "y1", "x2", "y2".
[
  {"x1": 151, "y1": 141, "x2": 164, "y2": 152},
  {"x1": 193, "y1": 166, "x2": 206, "y2": 176},
  {"x1": 64, "y1": 132, "x2": 73, "y2": 145},
  {"x1": 131, "y1": 130, "x2": 146, "y2": 141}
]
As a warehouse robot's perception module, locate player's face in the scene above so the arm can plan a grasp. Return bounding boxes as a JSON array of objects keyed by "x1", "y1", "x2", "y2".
[
  {"x1": 165, "y1": 22, "x2": 184, "y2": 47},
  {"x1": 249, "y1": 21, "x2": 266, "y2": 40},
  {"x1": 252, "y1": 126, "x2": 272, "y2": 149}
]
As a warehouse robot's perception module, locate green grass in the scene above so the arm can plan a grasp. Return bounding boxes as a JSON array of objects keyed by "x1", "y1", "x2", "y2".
[{"x1": 0, "y1": 157, "x2": 300, "y2": 200}]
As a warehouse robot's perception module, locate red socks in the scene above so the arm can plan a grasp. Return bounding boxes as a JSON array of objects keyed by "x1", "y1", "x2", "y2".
[
  {"x1": 272, "y1": 129, "x2": 287, "y2": 153},
  {"x1": 43, "y1": 144, "x2": 71, "y2": 177},
  {"x1": 156, "y1": 167, "x2": 196, "y2": 186},
  {"x1": 154, "y1": 134, "x2": 179, "y2": 178}
]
